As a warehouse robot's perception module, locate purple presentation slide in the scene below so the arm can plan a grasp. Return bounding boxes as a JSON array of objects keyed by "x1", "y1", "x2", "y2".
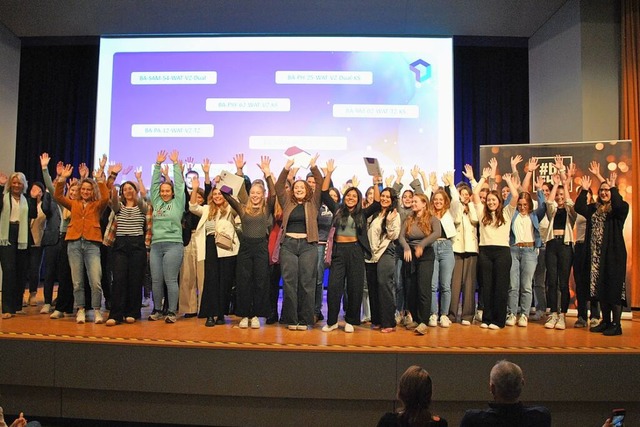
[{"x1": 96, "y1": 37, "x2": 453, "y2": 186}]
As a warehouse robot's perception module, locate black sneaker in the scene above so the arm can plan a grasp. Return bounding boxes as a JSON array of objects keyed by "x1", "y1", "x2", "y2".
[
  {"x1": 602, "y1": 324, "x2": 622, "y2": 336},
  {"x1": 205, "y1": 317, "x2": 215, "y2": 327},
  {"x1": 590, "y1": 321, "x2": 609, "y2": 333}
]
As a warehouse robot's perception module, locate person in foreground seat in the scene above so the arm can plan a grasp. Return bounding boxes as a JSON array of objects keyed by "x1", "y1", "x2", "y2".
[{"x1": 460, "y1": 360, "x2": 550, "y2": 427}]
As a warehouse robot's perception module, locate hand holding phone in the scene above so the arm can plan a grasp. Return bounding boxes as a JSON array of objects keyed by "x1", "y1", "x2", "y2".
[{"x1": 611, "y1": 408, "x2": 625, "y2": 427}]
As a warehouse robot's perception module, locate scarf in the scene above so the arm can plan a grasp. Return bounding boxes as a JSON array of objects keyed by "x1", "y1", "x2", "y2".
[{"x1": 0, "y1": 192, "x2": 29, "y2": 249}]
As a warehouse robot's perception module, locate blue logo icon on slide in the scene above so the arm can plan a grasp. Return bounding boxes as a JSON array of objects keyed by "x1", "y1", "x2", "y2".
[{"x1": 409, "y1": 59, "x2": 431, "y2": 82}]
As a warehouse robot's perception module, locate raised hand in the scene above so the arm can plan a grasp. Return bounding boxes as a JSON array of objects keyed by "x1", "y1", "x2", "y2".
[
  {"x1": 567, "y1": 162, "x2": 576, "y2": 179},
  {"x1": 156, "y1": 150, "x2": 168, "y2": 164},
  {"x1": 554, "y1": 154, "x2": 565, "y2": 171},
  {"x1": 78, "y1": 163, "x2": 89, "y2": 180},
  {"x1": 99, "y1": 154, "x2": 108, "y2": 171},
  {"x1": 184, "y1": 156, "x2": 195, "y2": 171},
  {"x1": 258, "y1": 156, "x2": 271, "y2": 176},
  {"x1": 410, "y1": 165, "x2": 420, "y2": 180},
  {"x1": 168, "y1": 149, "x2": 179, "y2": 164},
  {"x1": 528, "y1": 157, "x2": 539, "y2": 172},
  {"x1": 481, "y1": 167, "x2": 491, "y2": 180},
  {"x1": 580, "y1": 175, "x2": 592, "y2": 191},
  {"x1": 202, "y1": 158, "x2": 211, "y2": 174},
  {"x1": 233, "y1": 153, "x2": 246, "y2": 171},
  {"x1": 190, "y1": 175, "x2": 200, "y2": 189},
  {"x1": 0, "y1": 173, "x2": 7, "y2": 186},
  {"x1": 488, "y1": 157, "x2": 498, "y2": 177},
  {"x1": 61, "y1": 164, "x2": 73, "y2": 179},
  {"x1": 588, "y1": 161, "x2": 601, "y2": 177},
  {"x1": 442, "y1": 171, "x2": 454, "y2": 186},
  {"x1": 309, "y1": 153, "x2": 319, "y2": 168},
  {"x1": 325, "y1": 159, "x2": 336, "y2": 174},
  {"x1": 607, "y1": 171, "x2": 617, "y2": 187},
  {"x1": 510, "y1": 155, "x2": 523, "y2": 171},
  {"x1": 108, "y1": 162, "x2": 123, "y2": 175},
  {"x1": 285, "y1": 157, "x2": 295, "y2": 171},
  {"x1": 429, "y1": 171, "x2": 437, "y2": 188},
  {"x1": 534, "y1": 176, "x2": 544, "y2": 190},
  {"x1": 40, "y1": 153, "x2": 51, "y2": 168},
  {"x1": 462, "y1": 164, "x2": 474, "y2": 181},
  {"x1": 395, "y1": 166, "x2": 405, "y2": 181},
  {"x1": 351, "y1": 175, "x2": 360, "y2": 189},
  {"x1": 56, "y1": 161, "x2": 64, "y2": 178},
  {"x1": 134, "y1": 167, "x2": 143, "y2": 181},
  {"x1": 385, "y1": 175, "x2": 394, "y2": 188}
]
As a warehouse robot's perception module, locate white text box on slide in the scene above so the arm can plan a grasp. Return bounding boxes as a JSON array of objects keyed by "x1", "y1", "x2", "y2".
[
  {"x1": 333, "y1": 104, "x2": 419, "y2": 119},
  {"x1": 131, "y1": 124, "x2": 214, "y2": 138},
  {"x1": 131, "y1": 71, "x2": 217, "y2": 85},
  {"x1": 249, "y1": 136, "x2": 347, "y2": 150},
  {"x1": 275, "y1": 71, "x2": 373, "y2": 85},
  {"x1": 205, "y1": 98, "x2": 290, "y2": 112}
]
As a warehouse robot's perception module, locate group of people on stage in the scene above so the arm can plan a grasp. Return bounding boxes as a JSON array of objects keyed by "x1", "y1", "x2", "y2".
[{"x1": 0, "y1": 150, "x2": 629, "y2": 336}]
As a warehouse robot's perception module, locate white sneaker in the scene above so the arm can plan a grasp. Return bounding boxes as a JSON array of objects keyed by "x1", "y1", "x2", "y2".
[
  {"x1": 517, "y1": 315, "x2": 528, "y2": 327},
  {"x1": 589, "y1": 318, "x2": 600, "y2": 328},
  {"x1": 480, "y1": 322, "x2": 489, "y2": 329},
  {"x1": 322, "y1": 323, "x2": 338, "y2": 332},
  {"x1": 505, "y1": 313, "x2": 516, "y2": 326},
  {"x1": 76, "y1": 308, "x2": 86, "y2": 324},
  {"x1": 239, "y1": 317, "x2": 249, "y2": 329},
  {"x1": 439, "y1": 315, "x2": 451, "y2": 328},
  {"x1": 428, "y1": 314, "x2": 438, "y2": 327},
  {"x1": 250, "y1": 316, "x2": 260, "y2": 329},
  {"x1": 555, "y1": 313, "x2": 566, "y2": 330},
  {"x1": 545, "y1": 313, "x2": 559, "y2": 329},
  {"x1": 461, "y1": 319, "x2": 471, "y2": 326},
  {"x1": 488, "y1": 323, "x2": 500, "y2": 330},
  {"x1": 50, "y1": 310, "x2": 65, "y2": 319},
  {"x1": 94, "y1": 310, "x2": 104, "y2": 324},
  {"x1": 344, "y1": 323, "x2": 354, "y2": 333},
  {"x1": 40, "y1": 304, "x2": 52, "y2": 314}
]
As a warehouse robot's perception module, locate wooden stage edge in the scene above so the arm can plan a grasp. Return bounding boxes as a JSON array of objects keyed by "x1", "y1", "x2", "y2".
[{"x1": 1, "y1": 304, "x2": 639, "y2": 426}]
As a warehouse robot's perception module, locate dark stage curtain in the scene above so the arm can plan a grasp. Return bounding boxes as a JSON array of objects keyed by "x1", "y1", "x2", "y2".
[
  {"x1": 15, "y1": 43, "x2": 99, "y2": 182},
  {"x1": 453, "y1": 41, "x2": 530, "y2": 182},
  {"x1": 13, "y1": 40, "x2": 529, "y2": 186}
]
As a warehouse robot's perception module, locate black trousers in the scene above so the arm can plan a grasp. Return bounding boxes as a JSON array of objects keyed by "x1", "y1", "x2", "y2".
[
  {"x1": 198, "y1": 235, "x2": 236, "y2": 318},
  {"x1": 365, "y1": 248, "x2": 396, "y2": 328},
  {"x1": 0, "y1": 223, "x2": 28, "y2": 314},
  {"x1": 478, "y1": 245, "x2": 511, "y2": 327},
  {"x1": 545, "y1": 238, "x2": 573, "y2": 314},
  {"x1": 402, "y1": 246, "x2": 434, "y2": 325},
  {"x1": 235, "y1": 237, "x2": 270, "y2": 318},
  {"x1": 109, "y1": 235, "x2": 146, "y2": 321},
  {"x1": 44, "y1": 234, "x2": 73, "y2": 310},
  {"x1": 326, "y1": 242, "x2": 365, "y2": 326}
]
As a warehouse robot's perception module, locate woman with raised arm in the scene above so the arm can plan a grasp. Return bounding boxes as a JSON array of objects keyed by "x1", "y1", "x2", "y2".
[
  {"x1": 426, "y1": 171, "x2": 460, "y2": 329},
  {"x1": 40, "y1": 155, "x2": 75, "y2": 319},
  {"x1": 320, "y1": 159, "x2": 381, "y2": 333},
  {"x1": 506, "y1": 173, "x2": 546, "y2": 329},
  {"x1": 221, "y1": 156, "x2": 275, "y2": 329},
  {"x1": 472, "y1": 166, "x2": 516, "y2": 330},
  {"x1": 449, "y1": 169, "x2": 479, "y2": 326},
  {"x1": 148, "y1": 149, "x2": 185, "y2": 324},
  {"x1": 52, "y1": 162, "x2": 111, "y2": 324},
  {"x1": 365, "y1": 187, "x2": 400, "y2": 333},
  {"x1": 575, "y1": 171, "x2": 629, "y2": 336},
  {"x1": 0, "y1": 172, "x2": 31, "y2": 319},
  {"x1": 189, "y1": 172, "x2": 240, "y2": 327},
  {"x1": 398, "y1": 193, "x2": 441, "y2": 335},
  {"x1": 274, "y1": 155, "x2": 323, "y2": 331},
  {"x1": 104, "y1": 174, "x2": 148, "y2": 326},
  {"x1": 542, "y1": 158, "x2": 577, "y2": 330}
]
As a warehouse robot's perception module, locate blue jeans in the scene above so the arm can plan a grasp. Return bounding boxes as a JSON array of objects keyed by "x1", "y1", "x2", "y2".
[
  {"x1": 67, "y1": 238, "x2": 103, "y2": 309},
  {"x1": 431, "y1": 239, "x2": 454, "y2": 316},
  {"x1": 509, "y1": 246, "x2": 538, "y2": 316},
  {"x1": 150, "y1": 241, "x2": 184, "y2": 314}
]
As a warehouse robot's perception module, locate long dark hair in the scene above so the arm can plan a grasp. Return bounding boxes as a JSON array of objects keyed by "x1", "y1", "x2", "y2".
[
  {"x1": 397, "y1": 365, "x2": 434, "y2": 426},
  {"x1": 380, "y1": 187, "x2": 398, "y2": 236},
  {"x1": 333, "y1": 187, "x2": 365, "y2": 233}
]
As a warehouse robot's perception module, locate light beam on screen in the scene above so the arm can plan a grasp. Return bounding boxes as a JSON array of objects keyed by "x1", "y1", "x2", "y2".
[{"x1": 95, "y1": 36, "x2": 453, "y2": 187}]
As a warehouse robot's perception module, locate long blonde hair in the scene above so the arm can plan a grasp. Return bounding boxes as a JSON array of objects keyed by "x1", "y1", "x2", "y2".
[
  {"x1": 244, "y1": 183, "x2": 267, "y2": 217},
  {"x1": 207, "y1": 188, "x2": 230, "y2": 221}
]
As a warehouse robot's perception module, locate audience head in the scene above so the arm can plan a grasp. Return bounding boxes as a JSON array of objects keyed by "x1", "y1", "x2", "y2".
[
  {"x1": 379, "y1": 187, "x2": 397, "y2": 212},
  {"x1": 159, "y1": 181, "x2": 175, "y2": 201},
  {"x1": 305, "y1": 173, "x2": 316, "y2": 191},
  {"x1": 489, "y1": 360, "x2": 524, "y2": 404},
  {"x1": 516, "y1": 191, "x2": 533, "y2": 215},
  {"x1": 431, "y1": 188, "x2": 450, "y2": 217},
  {"x1": 79, "y1": 178, "x2": 99, "y2": 202},
  {"x1": 397, "y1": 365, "x2": 434, "y2": 424},
  {"x1": 119, "y1": 181, "x2": 139, "y2": 203},
  {"x1": 342, "y1": 187, "x2": 363, "y2": 212},
  {"x1": 456, "y1": 183, "x2": 472, "y2": 204}
]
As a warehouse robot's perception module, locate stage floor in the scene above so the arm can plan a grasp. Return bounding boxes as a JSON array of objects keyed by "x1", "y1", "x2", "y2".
[{"x1": 1, "y1": 296, "x2": 638, "y2": 354}]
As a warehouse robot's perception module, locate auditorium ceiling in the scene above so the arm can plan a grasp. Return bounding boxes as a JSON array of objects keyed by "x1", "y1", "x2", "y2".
[{"x1": 0, "y1": 0, "x2": 569, "y2": 39}]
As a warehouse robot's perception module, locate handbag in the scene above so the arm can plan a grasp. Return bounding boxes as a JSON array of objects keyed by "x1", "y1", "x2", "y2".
[{"x1": 215, "y1": 215, "x2": 236, "y2": 251}]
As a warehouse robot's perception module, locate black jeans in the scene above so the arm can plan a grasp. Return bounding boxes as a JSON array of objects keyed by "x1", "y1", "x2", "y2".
[
  {"x1": 545, "y1": 238, "x2": 573, "y2": 314},
  {"x1": 478, "y1": 245, "x2": 511, "y2": 327},
  {"x1": 326, "y1": 242, "x2": 365, "y2": 326},
  {"x1": 403, "y1": 246, "x2": 435, "y2": 325},
  {"x1": 109, "y1": 235, "x2": 146, "y2": 321}
]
